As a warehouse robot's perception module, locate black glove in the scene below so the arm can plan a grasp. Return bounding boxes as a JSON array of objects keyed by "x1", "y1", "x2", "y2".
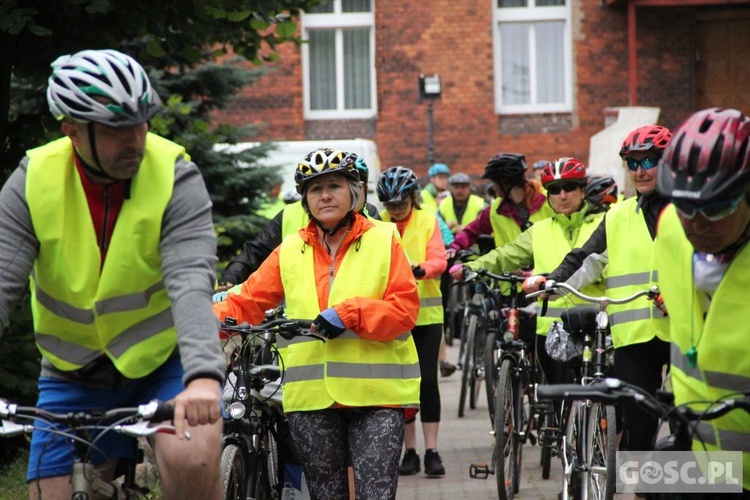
[
  {"x1": 412, "y1": 265, "x2": 426, "y2": 278},
  {"x1": 314, "y1": 308, "x2": 347, "y2": 339}
]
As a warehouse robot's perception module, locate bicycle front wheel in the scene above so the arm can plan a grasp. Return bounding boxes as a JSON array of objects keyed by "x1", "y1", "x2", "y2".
[
  {"x1": 469, "y1": 315, "x2": 486, "y2": 410},
  {"x1": 221, "y1": 443, "x2": 249, "y2": 500},
  {"x1": 458, "y1": 313, "x2": 477, "y2": 418},
  {"x1": 584, "y1": 403, "x2": 616, "y2": 500},
  {"x1": 494, "y1": 358, "x2": 519, "y2": 500},
  {"x1": 484, "y1": 331, "x2": 499, "y2": 424}
]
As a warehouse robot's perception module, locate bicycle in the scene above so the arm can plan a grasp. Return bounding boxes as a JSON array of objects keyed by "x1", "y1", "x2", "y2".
[
  {"x1": 465, "y1": 269, "x2": 541, "y2": 500},
  {"x1": 527, "y1": 281, "x2": 661, "y2": 500},
  {"x1": 0, "y1": 398, "x2": 176, "y2": 499},
  {"x1": 220, "y1": 316, "x2": 324, "y2": 500},
  {"x1": 536, "y1": 377, "x2": 750, "y2": 499}
]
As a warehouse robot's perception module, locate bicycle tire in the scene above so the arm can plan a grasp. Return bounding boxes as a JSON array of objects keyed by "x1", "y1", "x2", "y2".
[
  {"x1": 540, "y1": 406, "x2": 554, "y2": 480},
  {"x1": 561, "y1": 401, "x2": 581, "y2": 500},
  {"x1": 445, "y1": 285, "x2": 459, "y2": 346},
  {"x1": 484, "y1": 331, "x2": 499, "y2": 424},
  {"x1": 493, "y1": 358, "x2": 518, "y2": 500},
  {"x1": 221, "y1": 443, "x2": 248, "y2": 500},
  {"x1": 458, "y1": 313, "x2": 476, "y2": 418},
  {"x1": 585, "y1": 403, "x2": 616, "y2": 500},
  {"x1": 469, "y1": 315, "x2": 485, "y2": 410}
]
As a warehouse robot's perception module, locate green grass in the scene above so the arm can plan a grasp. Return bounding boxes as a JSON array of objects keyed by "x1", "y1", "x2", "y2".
[{"x1": 0, "y1": 449, "x2": 30, "y2": 498}]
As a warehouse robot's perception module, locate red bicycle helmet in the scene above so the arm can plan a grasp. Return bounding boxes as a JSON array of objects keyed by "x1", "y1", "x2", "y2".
[
  {"x1": 619, "y1": 125, "x2": 672, "y2": 159},
  {"x1": 541, "y1": 157, "x2": 587, "y2": 188},
  {"x1": 657, "y1": 108, "x2": 750, "y2": 203}
]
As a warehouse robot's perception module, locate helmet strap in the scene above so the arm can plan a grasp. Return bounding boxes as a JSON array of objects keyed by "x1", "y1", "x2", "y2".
[{"x1": 82, "y1": 122, "x2": 119, "y2": 182}]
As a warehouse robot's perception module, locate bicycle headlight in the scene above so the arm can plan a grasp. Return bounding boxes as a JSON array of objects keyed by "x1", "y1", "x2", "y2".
[{"x1": 226, "y1": 402, "x2": 246, "y2": 420}]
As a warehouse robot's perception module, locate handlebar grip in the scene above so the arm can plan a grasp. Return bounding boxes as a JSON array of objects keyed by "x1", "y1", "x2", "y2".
[
  {"x1": 249, "y1": 365, "x2": 281, "y2": 381},
  {"x1": 151, "y1": 402, "x2": 175, "y2": 422},
  {"x1": 536, "y1": 384, "x2": 592, "y2": 400}
]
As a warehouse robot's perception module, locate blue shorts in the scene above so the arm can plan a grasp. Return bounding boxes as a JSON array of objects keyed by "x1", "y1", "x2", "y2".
[{"x1": 26, "y1": 356, "x2": 184, "y2": 482}]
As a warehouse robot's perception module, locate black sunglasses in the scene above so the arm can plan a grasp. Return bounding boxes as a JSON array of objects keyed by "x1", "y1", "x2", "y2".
[{"x1": 547, "y1": 183, "x2": 581, "y2": 195}]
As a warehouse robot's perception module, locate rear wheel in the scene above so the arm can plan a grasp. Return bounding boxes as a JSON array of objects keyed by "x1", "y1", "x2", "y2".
[
  {"x1": 585, "y1": 403, "x2": 616, "y2": 500},
  {"x1": 469, "y1": 315, "x2": 485, "y2": 410},
  {"x1": 458, "y1": 313, "x2": 476, "y2": 417},
  {"x1": 221, "y1": 444, "x2": 248, "y2": 500},
  {"x1": 494, "y1": 359, "x2": 518, "y2": 500}
]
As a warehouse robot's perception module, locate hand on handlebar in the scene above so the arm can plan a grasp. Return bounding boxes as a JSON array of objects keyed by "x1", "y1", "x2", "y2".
[
  {"x1": 522, "y1": 275, "x2": 547, "y2": 294},
  {"x1": 445, "y1": 248, "x2": 457, "y2": 260},
  {"x1": 649, "y1": 292, "x2": 668, "y2": 315},
  {"x1": 449, "y1": 263, "x2": 466, "y2": 281},
  {"x1": 172, "y1": 378, "x2": 222, "y2": 440}
]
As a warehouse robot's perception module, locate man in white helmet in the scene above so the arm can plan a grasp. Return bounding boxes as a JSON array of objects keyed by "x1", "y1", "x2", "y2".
[{"x1": 0, "y1": 49, "x2": 223, "y2": 499}]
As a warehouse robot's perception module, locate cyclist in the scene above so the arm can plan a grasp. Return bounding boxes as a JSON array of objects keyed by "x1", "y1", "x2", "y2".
[
  {"x1": 445, "y1": 153, "x2": 554, "y2": 260},
  {"x1": 213, "y1": 149, "x2": 420, "y2": 499},
  {"x1": 378, "y1": 166, "x2": 449, "y2": 477},
  {"x1": 655, "y1": 107, "x2": 750, "y2": 494},
  {"x1": 449, "y1": 158, "x2": 606, "y2": 386},
  {"x1": 523, "y1": 125, "x2": 673, "y2": 455},
  {"x1": 439, "y1": 172, "x2": 487, "y2": 234},
  {"x1": 420, "y1": 162, "x2": 451, "y2": 213},
  {"x1": 0, "y1": 49, "x2": 224, "y2": 499},
  {"x1": 217, "y1": 152, "x2": 381, "y2": 291},
  {"x1": 585, "y1": 174, "x2": 619, "y2": 214}
]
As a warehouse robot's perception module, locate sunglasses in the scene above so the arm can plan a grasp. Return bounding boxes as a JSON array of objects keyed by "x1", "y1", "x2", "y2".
[
  {"x1": 673, "y1": 195, "x2": 744, "y2": 222},
  {"x1": 625, "y1": 157, "x2": 659, "y2": 172},
  {"x1": 384, "y1": 201, "x2": 410, "y2": 211},
  {"x1": 547, "y1": 183, "x2": 581, "y2": 195}
]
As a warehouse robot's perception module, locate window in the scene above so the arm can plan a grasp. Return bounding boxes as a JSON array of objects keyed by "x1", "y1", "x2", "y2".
[
  {"x1": 492, "y1": 0, "x2": 572, "y2": 114},
  {"x1": 302, "y1": 0, "x2": 376, "y2": 119}
]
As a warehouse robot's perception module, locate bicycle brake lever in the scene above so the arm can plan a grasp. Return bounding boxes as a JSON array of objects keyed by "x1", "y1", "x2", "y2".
[
  {"x1": 115, "y1": 421, "x2": 191, "y2": 440},
  {"x1": 0, "y1": 420, "x2": 33, "y2": 437}
]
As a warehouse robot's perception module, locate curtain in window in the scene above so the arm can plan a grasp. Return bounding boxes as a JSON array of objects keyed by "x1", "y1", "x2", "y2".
[
  {"x1": 536, "y1": 21, "x2": 564, "y2": 104},
  {"x1": 343, "y1": 0, "x2": 371, "y2": 12},
  {"x1": 501, "y1": 23, "x2": 530, "y2": 105},
  {"x1": 344, "y1": 29, "x2": 371, "y2": 109},
  {"x1": 309, "y1": 30, "x2": 336, "y2": 111}
]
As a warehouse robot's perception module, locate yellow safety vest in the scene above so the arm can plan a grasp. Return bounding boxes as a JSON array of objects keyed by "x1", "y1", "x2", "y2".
[
  {"x1": 281, "y1": 201, "x2": 310, "y2": 239},
  {"x1": 382, "y1": 209, "x2": 443, "y2": 325},
  {"x1": 439, "y1": 194, "x2": 486, "y2": 232},
  {"x1": 278, "y1": 226, "x2": 420, "y2": 412},
  {"x1": 26, "y1": 134, "x2": 181, "y2": 378},
  {"x1": 419, "y1": 189, "x2": 439, "y2": 214},
  {"x1": 604, "y1": 197, "x2": 667, "y2": 348},
  {"x1": 655, "y1": 205, "x2": 750, "y2": 489},
  {"x1": 489, "y1": 197, "x2": 554, "y2": 248},
  {"x1": 531, "y1": 211, "x2": 605, "y2": 336}
]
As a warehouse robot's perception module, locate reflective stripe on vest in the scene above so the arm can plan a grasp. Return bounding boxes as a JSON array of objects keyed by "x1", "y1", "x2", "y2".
[
  {"x1": 488, "y1": 197, "x2": 554, "y2": 248},
  {"x1": 25, "y1": 134, "x2": 181, "y2": 378},
  {"x1": 279, "y1": 226, "x2": 420, "y2": 412},
  {"x1": 604, "y1": 197, "x2": 667, "y2": 347},
  {"x1": 281, "y1": 201, "x2": 310, "y2": 240},
  {"x1": 531, "y1": 212, "x2": 605, "y2": 336},
  {"x1": 657, "y1": 206, "x2": 750, "y2": 489},
  {"x1": 439, "y1": 194, "x2": 485, "y2": 229}
]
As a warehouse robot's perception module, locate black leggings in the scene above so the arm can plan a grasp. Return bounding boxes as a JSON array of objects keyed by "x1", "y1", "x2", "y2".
[
  {"x1": 287, "y1": 408, "x2": 404, "y2": 500},
  {"x1": 407, "y1": 323, "x2": 443, "y2": 423},
  {"x1": 614, "y1": 336, "x2": 670, "y2": 451}
]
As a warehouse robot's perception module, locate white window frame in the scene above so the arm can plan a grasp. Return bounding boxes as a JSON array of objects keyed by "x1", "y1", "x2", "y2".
[
  {"x1": 301, "y1": 2, "x2": 377, "y2": 120},
  {"x1": 492, "y1": 2, "x2": 572, "y2": 114}
]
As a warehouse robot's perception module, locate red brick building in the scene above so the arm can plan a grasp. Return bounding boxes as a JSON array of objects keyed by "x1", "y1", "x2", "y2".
[{"x1": 215, "y1": 0, "x2": 750, "y2": 180}]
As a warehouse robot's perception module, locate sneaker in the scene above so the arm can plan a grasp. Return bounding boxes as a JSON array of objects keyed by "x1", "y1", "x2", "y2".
[
  {"x1": 439, "y1": 361, "x2": 456, "y2": 377},
  {"x1": 398, "y1": 449, "x2": 420, "y2": 475},
  {"x1": 424, "y1": 449, "x2": 445, "y2": 476}
]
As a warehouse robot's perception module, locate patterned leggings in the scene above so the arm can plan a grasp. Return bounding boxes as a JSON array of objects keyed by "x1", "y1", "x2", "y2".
[{"x1": 287, "y1": 407, "x2": 404, "y2": 500}]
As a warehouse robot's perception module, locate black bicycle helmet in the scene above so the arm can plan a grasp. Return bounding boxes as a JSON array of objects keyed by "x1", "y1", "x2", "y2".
[
  {"x1": 481, "y1": 153, "x2": 527, "y2": 183},
  {"x1": 294, "y1": 148, "x2": 356, "y2": 194},
  {"x1": 377, "y1": 166, "x2": 420, "y2": 202},
  {"x1": 657, "y1": 108, "x2": 750, "y2": 203},
  {"x1": 586, "y1": 175, "x2": 619, "y2": 209}
]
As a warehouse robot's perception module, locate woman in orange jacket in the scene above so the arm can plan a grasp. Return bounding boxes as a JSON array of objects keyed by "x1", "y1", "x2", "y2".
[
  {"x1": 214, "y1": 149, "x2": 421, "y2": 500},
  {"x1": 378, "y1": 166, "x2": 449, "y2": 477}
]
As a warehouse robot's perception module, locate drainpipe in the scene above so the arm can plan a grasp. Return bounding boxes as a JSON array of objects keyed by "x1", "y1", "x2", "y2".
[{"x1": 628, "y1": 1, "x2": 638, "y2": 105}]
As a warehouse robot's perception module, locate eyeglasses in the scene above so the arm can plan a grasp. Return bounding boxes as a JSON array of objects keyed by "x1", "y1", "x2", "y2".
[
  {"x1": 625, "y1": 156, "x2": 660, "y2": 172},
  {"x1": 673, "y1": 194, "x2": 744, "y2": 222},
  {"x1": 384, "y1": 201, "x2": 410, "y2": 211},
  {"x1": 547, "y1": 183, "x2": 581, "y2": 195}
]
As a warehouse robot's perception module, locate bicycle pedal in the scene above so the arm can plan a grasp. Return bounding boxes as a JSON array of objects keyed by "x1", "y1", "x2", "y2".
[
  {"x1": 527, "y1": 431, "x2": 537, "y2": 446},
  {"x1": 469, "y1": 463, "x2": 492, "y2": 479}
]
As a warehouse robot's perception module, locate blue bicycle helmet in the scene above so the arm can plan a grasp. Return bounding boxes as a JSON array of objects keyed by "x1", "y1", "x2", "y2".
[
  {"x1": 342, "y1": 152, "x2": 369, "y2": 183},
  {"x1": 377, "y1": 166, "x2": 420, "y2": 202},
  {"x1": 428, "y1": 163, "x2": 450, "y2": 177}
]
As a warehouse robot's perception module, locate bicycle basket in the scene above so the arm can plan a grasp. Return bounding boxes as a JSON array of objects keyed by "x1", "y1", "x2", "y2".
[{"x1": 545, "y1": 321, "x2": 583, "y2": 362}]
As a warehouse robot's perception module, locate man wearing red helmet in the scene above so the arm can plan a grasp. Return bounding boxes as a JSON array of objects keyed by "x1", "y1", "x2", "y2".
[
  {"x1": 655, "y1": 108, "x2": 750, "y2": 494},
  {"x1": 450, "y1": 158, "x2": 605, "y2": 386},
  {"x1": 523, "y1": 125, "x2": 673, "y2": 456}
]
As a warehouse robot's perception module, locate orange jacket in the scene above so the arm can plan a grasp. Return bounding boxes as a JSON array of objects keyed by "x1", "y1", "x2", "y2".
[{"x1": 214, "y1": 213, "x2": 420, "y2": 341}]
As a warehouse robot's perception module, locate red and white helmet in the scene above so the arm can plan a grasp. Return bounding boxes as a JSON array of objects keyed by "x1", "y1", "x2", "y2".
[{"x1": 541, "y1": 157, "x2": 587, "y2": 188}]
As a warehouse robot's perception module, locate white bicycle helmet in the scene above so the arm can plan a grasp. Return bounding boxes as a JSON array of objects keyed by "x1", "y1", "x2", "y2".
[{"x1": 47, "y1": 49, "x2": 161, "y2": 126}]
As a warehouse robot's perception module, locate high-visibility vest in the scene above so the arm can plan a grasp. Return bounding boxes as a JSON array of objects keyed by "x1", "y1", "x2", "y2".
[
  {"x1": 604, "y1": 197, "x2": 667, "y2": 348},
  {"x1": 439, "y1": 194, "x2": 486, "y2": 231},
  {"x1": 420, "y1": 189, "x2": 439, "y2": 214},
  {"x1": 488, "y1": 197, "x2": 554, "y2": 248},
  {"x1": 382, "y1": 209, "x2": 443, "y2": 325},
  {"x1": 278, "y1": 226, "x2": 420, "y2": 412},
  {"x1": 655, "y1": 205, "x2": 750, "y2": 489},
  {"x1": 531, "y1": 210, "x2": 605, "y2": 336},
  {"x1": 25, "y1": 134, "x2": 181, "y2": 378},
  {"x1": 281, "y1": 201, "x2": 310, "y2": 239}
]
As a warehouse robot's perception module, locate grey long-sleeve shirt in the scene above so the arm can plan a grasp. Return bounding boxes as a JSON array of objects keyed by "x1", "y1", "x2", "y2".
[{"x1": 0, "y1": 155, "x2": 225, "y2": 388}]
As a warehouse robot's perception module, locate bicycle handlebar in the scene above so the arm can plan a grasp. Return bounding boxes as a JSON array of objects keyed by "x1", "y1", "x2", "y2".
[
  {"x1": 526, "y1": 280, "x2": 660, "y2": 306},
  {"x1": 221, "y1": 318, "x2": 325, "y2": 342},
  {"x1": 462, "y1": 268, "x2": 529, "y2": 286}
]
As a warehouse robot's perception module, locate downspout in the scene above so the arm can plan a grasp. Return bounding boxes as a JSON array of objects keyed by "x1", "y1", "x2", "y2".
[{"x1": 628, "y1": 1, "x2": 638, "y2": 105}]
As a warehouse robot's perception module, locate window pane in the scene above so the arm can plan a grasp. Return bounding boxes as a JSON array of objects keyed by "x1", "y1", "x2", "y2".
[
  {"x1": 309, "y1": 30, "x2": 337, "y2": 110},
  {"x1": 343, "y1": 29, "x2": 371, "y2": 109},
  {"x1": 536, "y1": 21, "x2": 565, "y2": 104},
  {"x1": 343, "y1": 0, "x2": 371, "y2": 13},
  {"x1": 309, "y1": 3, "x2": 334, "y2": 13},
  {"x1": 535, "y1": 0, "x2": 565, "y2": 5},
  {"x1": 498, "y1": 0, "x2": 527, "y2": 7},
  {"x1": 501, "y1": 23, "x2": 530, "y2": 105}
]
